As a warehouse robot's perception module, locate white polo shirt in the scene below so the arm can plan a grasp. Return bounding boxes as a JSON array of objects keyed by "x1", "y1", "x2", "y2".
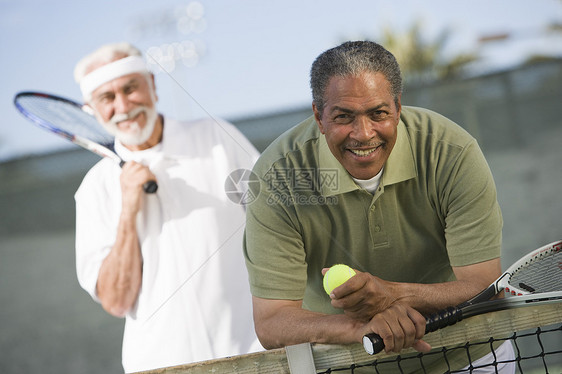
[{"x1": 75, "y1": 117, "x2": 262, "y2": 373}]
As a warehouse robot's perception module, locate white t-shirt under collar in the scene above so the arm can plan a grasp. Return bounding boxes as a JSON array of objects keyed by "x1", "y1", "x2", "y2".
[{"x1": 352, "y1": 167, "x2": 384, "y2": 194}]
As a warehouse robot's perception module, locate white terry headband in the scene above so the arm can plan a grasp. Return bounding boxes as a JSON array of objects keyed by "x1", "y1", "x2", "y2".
[{"x1": 80, "y1": 55, "x2": 149, "y2": 100}]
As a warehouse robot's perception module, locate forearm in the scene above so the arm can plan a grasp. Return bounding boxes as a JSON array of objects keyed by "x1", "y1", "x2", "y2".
[
  {"x1": 253, "y1": 298, "x2": 364, "y2": 349},
  {"x1": 387, "y1": 279, "x2": 486, "y2": 314},
  {"x1": 253, "y1": 296, "x2": 430, "y2": 354},
  {"x1": 388, "y1": 259, "x2": 501, "y2": 314},
  {"x1": 96, "y1": 211, "x2": 143, "y2": 317}
]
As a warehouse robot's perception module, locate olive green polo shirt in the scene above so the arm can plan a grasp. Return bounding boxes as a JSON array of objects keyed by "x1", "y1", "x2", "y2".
[
  {"x1": 244, "y1": 106, "x2": 502, "y2": 313},
  {"x1": 244, "y1": 106, "x2": 503, "y2": 373}
]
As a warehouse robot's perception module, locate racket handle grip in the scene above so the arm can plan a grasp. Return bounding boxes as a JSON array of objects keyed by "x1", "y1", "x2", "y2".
[
  {"x1": 118, "y1": 160, "x2": 158, "y2": 194},
  {"x1": 143, "y1": 181, "x2": 158, "y2": 194},
  {"x1": 363, "y1": 333, "x2": 385, "y2": 355},
  {"x1": 425, "y1": 306, "x2": 462, "y2": 333},
  {"x1": 362, "y1": 306, "x2": 462, "y2": 355}
]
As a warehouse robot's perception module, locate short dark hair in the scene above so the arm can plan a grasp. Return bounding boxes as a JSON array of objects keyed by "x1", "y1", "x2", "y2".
[{"x1": 310, "y1": 41, "x2": 403, "y2": 113}]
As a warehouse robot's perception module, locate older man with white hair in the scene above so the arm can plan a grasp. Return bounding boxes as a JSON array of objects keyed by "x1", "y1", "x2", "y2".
[{"x1": 73, "y1": 42, "x2": 262, "y2": 373}]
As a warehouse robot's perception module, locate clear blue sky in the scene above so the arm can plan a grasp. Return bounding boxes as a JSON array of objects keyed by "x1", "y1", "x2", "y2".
[{"x1": 1, "y1": 0, "x2": 561, "y2": 161}]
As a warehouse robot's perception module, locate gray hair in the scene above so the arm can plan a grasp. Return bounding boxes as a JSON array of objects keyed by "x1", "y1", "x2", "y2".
[
  {"x1": 310, "y1": 41, "x2": 403, "y2": 114},
  {"x1": 73, "y1": 42, "x2": 143, "y2": 84}
]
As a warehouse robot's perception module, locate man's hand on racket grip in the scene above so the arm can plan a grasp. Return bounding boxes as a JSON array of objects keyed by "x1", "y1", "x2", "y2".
[
  {"x1": 365, "y1": 303, "x2": 431, "y2": 353},
  {"x1": 120, "y1": 162, "x2": 157, "y2": 212}
]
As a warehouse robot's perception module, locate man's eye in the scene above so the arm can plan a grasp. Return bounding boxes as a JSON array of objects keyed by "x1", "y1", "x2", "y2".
[
  {"x1": 334, "y1": 114, "x2": 352, "y2": 123},
  {"x1": 97, "y1": 96, "x2": 113, "y2": 104},
  {"x1": 124, "y1": 86, "x2": 136, "y2": 95},
  {"x1": 371, "y1": 111, "x2": 388, "y2": 120}
]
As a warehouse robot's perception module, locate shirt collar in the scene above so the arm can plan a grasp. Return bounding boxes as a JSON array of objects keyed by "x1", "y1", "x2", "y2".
[
  {"x1": 318, "y1": 119, "x2": 417, "y2": 196},
  {"x1": 382, "y1": 119, "x2": 417, "y2": 186}
]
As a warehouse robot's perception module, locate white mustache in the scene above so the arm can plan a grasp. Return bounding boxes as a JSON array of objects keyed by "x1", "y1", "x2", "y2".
[{"x1": 109, "y1": 107, "x2": 146, "y2": 125}]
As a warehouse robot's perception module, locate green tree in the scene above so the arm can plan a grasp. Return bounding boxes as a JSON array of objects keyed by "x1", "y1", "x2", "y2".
[{"x1": 377, "y1": 21, "x2": 479, "y2": 85}]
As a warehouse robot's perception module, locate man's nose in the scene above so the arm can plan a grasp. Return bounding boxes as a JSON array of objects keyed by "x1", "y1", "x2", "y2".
[
  {"x1": 351, "y1": 116, "x2": 375, "y2": 142},
  {"x1": 113, "y1": 93, "x2": 133, "y2": 114}
]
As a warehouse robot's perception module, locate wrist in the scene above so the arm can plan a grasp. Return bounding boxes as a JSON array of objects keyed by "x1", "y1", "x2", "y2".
[
  {"x1": 120, "y1": 195, "x2": 141, "y2": 217},
  {"x1": 387, "y1": 281, "x2": 415, "y2": 307},
  {"x1": 316, "y1": 314, "x2": 364, "y2": 345},
  {"x1": 118, "y1": 208, "x2": 139, "y2": 233}
]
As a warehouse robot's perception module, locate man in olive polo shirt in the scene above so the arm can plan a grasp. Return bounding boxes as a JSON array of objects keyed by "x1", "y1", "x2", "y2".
[{"x1": 243, "y1": 41, "x2": 514, "y2": 373}]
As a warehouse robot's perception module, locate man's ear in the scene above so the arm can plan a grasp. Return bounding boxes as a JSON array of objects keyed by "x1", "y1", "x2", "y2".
[
  {"x1": 312, "y1": 102, "x2": 325, "y2": 134},
  {"x1": 150, "y1": 73, "x2": 158, "y2": 102}
]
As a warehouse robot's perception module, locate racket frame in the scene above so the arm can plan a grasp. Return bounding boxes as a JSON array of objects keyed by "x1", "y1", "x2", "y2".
[{"x1": 498, "y1": 239, "x2": 562, "y2": 296}]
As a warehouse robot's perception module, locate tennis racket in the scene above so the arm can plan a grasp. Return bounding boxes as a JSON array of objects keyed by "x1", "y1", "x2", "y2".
[
  {"x1": 363, "y1": 239, "x2": 562, "y2": 355},
  {"x1": 13, "y1": 91, "x2": 158, "y2": 193}
]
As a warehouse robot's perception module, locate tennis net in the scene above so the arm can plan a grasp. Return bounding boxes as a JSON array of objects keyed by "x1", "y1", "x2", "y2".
[{"x1": 139, "y1": 301, "x2": 562, "y2": 373}]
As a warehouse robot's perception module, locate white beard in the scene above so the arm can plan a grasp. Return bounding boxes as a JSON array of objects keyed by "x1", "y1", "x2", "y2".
[{"x1": 101, "y1": 105, "x2": 158, "y2": 146}]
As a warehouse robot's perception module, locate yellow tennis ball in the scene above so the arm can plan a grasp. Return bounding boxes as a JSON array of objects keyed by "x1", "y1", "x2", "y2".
[{"x1": 323, "y1": 264, "x2": 356, "y2": 295}]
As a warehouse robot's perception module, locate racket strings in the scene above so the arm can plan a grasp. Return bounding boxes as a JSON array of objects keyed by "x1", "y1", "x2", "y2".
[
  {"x1": 16, "y1": 94, "x2": 114, "y2": 146},
  {"x1": 508, "y1": 248, "x2": 562, "y2": 293}
]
